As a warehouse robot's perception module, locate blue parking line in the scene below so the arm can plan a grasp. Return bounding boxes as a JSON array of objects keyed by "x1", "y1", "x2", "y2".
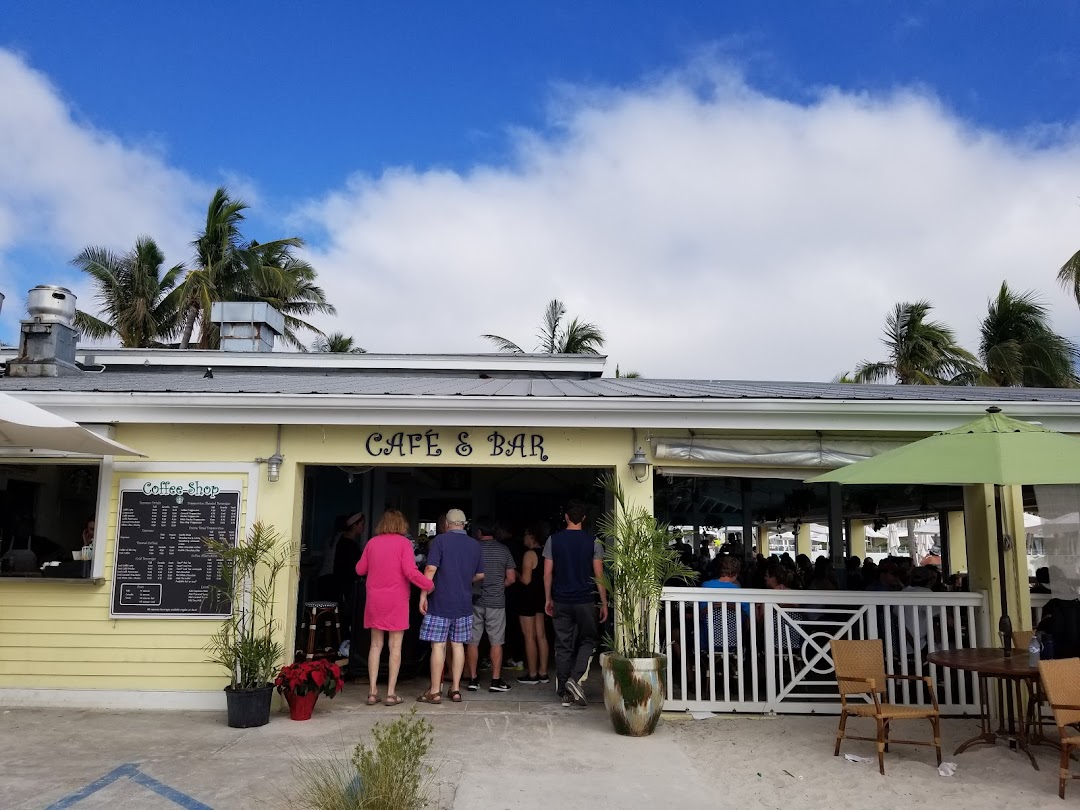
[{"x1": 45, "y1": 763, "x2": 213, "y2": 810}]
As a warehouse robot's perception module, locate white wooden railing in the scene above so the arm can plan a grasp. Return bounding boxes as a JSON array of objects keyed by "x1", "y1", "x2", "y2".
[{"x1": 660, "y1": 587, "x2": 989, "y2": 715}]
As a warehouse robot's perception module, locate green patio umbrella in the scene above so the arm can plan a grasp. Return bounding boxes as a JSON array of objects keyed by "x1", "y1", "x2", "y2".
[{"x1": 807, "y1": 407, "x2": 1080, "y2": 654}]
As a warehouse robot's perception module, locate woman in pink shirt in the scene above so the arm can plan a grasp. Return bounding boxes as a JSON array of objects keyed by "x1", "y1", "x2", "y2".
[{"x1": 356, "y1": 509, "x2": 434, "y2": 705}]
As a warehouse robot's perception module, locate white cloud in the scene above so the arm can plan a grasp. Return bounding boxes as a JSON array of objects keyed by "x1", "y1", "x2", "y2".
[
  {"x1": 300, "y1": 67, "x2": 1080, "y2": 380},
  {"x1": 0, "y1": 49, "x2": 204, "y2": 335},
  {"x1": 3, "y1": 48, "x2": 1080, "y2": 381}
]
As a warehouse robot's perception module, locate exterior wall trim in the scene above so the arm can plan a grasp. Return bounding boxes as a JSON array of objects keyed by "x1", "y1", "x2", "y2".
[{"x1": 17, "y1": 391, "x2": 1080, "y2": 433}]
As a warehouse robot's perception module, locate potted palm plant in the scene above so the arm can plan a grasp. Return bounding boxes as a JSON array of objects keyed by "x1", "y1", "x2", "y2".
[
  {"x1": 205, "y1": 521, "x2": 295, "y2": 728},
  {"x1": 597, "y1": 474, "x2": 694, "y2": 737}
]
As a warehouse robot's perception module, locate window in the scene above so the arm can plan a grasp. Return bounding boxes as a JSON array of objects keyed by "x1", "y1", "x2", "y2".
[{"x1": 0, "y1": 462, "x2": 101, "y2": 578}]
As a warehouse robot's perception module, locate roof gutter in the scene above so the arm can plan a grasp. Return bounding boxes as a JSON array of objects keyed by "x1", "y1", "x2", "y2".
[{"x1": 13, "y1": 391, "x2": 1080, "y2": 434}]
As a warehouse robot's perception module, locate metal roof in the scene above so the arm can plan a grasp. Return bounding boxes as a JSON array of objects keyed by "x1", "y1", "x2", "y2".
[
  {"x1": 3, "y1": 368, "x2": 1080, "y2": 402},
  {"x1": 0, "y1": 347, "x2": 607, "y2": 377}
]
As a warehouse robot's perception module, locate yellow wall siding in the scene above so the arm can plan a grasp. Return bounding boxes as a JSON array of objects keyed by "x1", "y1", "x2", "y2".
[
  {"x1": 0, "y1": 447, "x2": 257, "y2": 695},
  {"x1": 0, "y1": 423, "x2": 641, "y2": 703}
]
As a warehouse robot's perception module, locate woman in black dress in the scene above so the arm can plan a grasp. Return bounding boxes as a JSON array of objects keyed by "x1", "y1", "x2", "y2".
[{"x1": 514, "y1": 525, "x2": 550, "y2": 684}]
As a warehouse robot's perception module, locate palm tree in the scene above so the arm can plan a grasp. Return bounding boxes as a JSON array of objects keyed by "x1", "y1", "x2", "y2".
[
  {"x1": 178, "y1": 188, "x2": 246, "y2": 348},
  {"x1": 833, "y1": 372, "x2": 857, "y2": 384},
  {"x1": 1057, "y1": 248, "x2": 1080, "y2": 307},
  {"x1": 483, "y1": 299, "x2": 605, "y2": 354},
  {"x1": 312, "y1": 332, "x2": 366, "y2": 353},
  {"x1": 178, "y1": 187, "x2": 335, "y2": 350},
  {"x1": 854, "y1": 301, "x2": 980, "y2": 384},
  {"x1": 246, "y1": 239, "x2": 335, "y2": 351},
  {"x1": 979, "y1": 282, "x2": 1078, "y2": 387},
  {"x1": 71, "y1": 237, "x2": 185, "y2": 347}
]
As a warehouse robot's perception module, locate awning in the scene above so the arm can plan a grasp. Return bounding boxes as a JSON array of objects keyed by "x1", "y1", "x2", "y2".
[
  {"x1": 0, "y1": 392, "x2": 144, "y2": 456},
  {"x1": 653, "y1": 436, "x2": 907, "y2": 473}
]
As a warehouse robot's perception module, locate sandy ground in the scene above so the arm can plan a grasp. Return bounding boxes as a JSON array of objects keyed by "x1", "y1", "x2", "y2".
[
  {"x1": 672, "y1": 713, "x2": 1063, "y2": 809},
  {"x1": 0, "y1": 680, "x2": 1071, "y2": 809}
]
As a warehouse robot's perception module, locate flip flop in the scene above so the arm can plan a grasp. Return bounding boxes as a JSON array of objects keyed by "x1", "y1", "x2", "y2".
[
  {"x1": 383, "y1": 694, "x2": 404, "y2": 706},
  {"x1": 448, "y1": 690, "x2": 463, "y2": 703},
  {"x1": 416, "y1": 691, "x2": 442, "y2": 704},
  {"x1": 365, "y1": 694, "x2": 379, "y2": 706}
]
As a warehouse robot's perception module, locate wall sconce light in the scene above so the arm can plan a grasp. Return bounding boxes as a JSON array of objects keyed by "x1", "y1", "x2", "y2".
[
  {"x1": 257, "y1": 426, "x2": 284, "y2": 483},
  {"x1": 266, "y1": 453, "x2": 283, "y2": 483},
  {"x1": 629, "y1": 447, "x2": 651, "y2": 483}
]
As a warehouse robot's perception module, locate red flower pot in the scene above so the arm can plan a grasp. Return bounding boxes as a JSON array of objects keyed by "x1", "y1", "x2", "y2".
[{"x1": 285, "y1": 690, "x2": 319, "y2": 721}]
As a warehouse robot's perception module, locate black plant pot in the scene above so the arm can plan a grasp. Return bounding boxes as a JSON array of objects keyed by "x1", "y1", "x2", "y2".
[{"x1": 224, "y1": 684, "x2": 274, "y2": 728}]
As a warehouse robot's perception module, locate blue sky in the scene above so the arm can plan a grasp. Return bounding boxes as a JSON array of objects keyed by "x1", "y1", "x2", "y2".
[
  {"x1": 2, "y1": 2, "x2": 1080, "y2": 376},
  {"x1": 8, "y1": 1, "x2": 1077, "y2": 194}
]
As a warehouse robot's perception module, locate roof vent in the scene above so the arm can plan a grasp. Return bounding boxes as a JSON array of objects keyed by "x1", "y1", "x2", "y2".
[
  {"x1": 7, "y1": 286, "x2": 80, "y2": 377},
  {"x1": 209, "y1": 302, "x2": 285, "y2": 353}
]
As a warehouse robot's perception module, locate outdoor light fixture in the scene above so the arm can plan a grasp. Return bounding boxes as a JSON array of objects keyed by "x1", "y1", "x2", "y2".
[
  {"x1": 629, "y1": 447, "x2": 650, "y2": 482},
  {"x1": 257, "y1": 425, "x2": 284, "y2": 483},
  {"x1": 266, "y1": 453, "x2": 283, "y2": 483}
]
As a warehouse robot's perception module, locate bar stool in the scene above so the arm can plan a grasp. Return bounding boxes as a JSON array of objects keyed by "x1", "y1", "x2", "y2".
[{"x1": 302, "y1": 601, "x2": 343, "y2": 660}]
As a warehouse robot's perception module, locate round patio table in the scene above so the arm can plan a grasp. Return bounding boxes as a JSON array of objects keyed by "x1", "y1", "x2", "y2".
[{"x1": 928, "y1": 648, "x2": 1042, "y2": 769}]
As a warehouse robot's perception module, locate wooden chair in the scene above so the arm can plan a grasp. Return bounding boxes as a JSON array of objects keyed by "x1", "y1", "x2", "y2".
[
  {"x1": 830, "y1": 638, "x2": 942, "y2": 775},
  {"x1": 1037, "y1": 659, "x2": 1080, "y2": 799}
]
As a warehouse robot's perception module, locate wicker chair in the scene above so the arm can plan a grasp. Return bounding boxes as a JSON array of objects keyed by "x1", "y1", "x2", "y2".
[
  {"x1": 830, "y1": 638, "x2": 942, "y2": 775},
  {"x1": 1037, "y1": 659, "x2": 1080, "y2": 799}
]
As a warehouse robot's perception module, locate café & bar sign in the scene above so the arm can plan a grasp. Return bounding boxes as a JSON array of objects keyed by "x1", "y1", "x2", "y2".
[{"x1": 364, "y1": 430, "x2": 549, "y2": 461}]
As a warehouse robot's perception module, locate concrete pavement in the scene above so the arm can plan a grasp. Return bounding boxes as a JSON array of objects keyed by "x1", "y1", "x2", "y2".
[{"x1": 0, "y1": 681, "x2": 1071, "y2": 809}]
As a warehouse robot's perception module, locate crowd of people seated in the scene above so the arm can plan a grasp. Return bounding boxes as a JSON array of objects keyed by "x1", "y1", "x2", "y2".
[
  {"x1": 670, "y1": 541, "x2": 961, "y2": 596},
  {"x1": 667, "y1": 546, "x2": 964, "y2": 699}
]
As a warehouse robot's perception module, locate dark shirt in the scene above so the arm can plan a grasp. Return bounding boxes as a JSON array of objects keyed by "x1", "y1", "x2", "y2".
[
  {"x1": 544, "y1": 529, "x2": 602, "y2": 604},
  {"x1": 427, "y1": 529, "x2": 483, "y2": 620}
]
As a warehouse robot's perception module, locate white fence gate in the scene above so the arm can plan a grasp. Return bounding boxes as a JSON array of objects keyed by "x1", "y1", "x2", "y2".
[{"x1": 660, "y1": 587, "x2": 989, "y2": 715}]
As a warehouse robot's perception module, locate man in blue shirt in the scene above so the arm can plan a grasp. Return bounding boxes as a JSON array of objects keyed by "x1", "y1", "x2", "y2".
[
  {"x1": 544, "y1": 499, "x2": 608, "y2": 707},
  {"x1": 699, "y1": 555, "x2": 749, "y2": 651},
  {"x1": 418, "y1": 509, "x2": 484, "y2": 704}
]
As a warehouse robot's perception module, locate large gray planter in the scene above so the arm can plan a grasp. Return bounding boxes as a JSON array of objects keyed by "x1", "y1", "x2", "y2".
[{"x1": 600, "y1": 652, "x2": 666, "y2": 737}]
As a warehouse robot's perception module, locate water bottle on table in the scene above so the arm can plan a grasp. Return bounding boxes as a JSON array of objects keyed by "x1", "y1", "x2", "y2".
[{"x1": 1029, "y1": 633, "x2": 1043, "y2": 667}]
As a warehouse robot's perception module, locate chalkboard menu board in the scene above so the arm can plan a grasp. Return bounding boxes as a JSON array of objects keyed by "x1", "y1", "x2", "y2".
[{"x1": 110, "y1": 478, "x2": 243, "y2": 618}]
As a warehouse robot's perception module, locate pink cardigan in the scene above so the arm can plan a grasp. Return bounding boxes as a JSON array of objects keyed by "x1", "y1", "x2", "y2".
[{"x1": 356, "y1": 533, "x2": 434, "y2": 631}]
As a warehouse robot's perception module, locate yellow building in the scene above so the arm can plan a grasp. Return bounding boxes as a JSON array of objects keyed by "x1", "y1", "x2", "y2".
[{"x1": 1, "y1": 326, "x2": 1075, "y2": 709}]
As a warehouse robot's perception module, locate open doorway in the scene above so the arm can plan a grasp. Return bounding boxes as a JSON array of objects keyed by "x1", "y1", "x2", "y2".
[{"x1": 296, "y1": 464, "x2": 610, "y2": 702}]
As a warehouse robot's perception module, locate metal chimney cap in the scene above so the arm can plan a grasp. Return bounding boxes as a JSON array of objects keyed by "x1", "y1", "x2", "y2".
[{"x1": 27, "y1": 285, "x2": 77, "y2": 327}]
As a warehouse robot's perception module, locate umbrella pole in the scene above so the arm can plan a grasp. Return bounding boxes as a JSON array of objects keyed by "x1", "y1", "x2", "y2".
[{"x1": 994, "y1": 484, "x2": 1013, "y2": 657}]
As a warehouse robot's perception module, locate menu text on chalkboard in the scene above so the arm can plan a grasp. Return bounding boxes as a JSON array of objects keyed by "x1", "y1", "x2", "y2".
[{"x1": 110, "y1": 478, "x2": 243, "y2": 618}]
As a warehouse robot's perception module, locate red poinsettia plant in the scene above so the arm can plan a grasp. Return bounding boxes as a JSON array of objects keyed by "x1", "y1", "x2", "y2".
[{"x1": 275, "y1": 659, "x2": 344, "y2": 698}]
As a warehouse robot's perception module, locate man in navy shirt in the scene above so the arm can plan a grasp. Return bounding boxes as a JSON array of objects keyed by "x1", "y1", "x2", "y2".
[
  {"x1": 418, "y1": 509, "x2": 484, "y2": 703},
  {"x1": 544, "y1": 499, "x2": 608, "y2": 707}
]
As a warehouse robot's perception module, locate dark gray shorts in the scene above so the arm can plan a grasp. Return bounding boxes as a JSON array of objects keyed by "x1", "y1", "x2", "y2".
[{"x1": 470, "y1": 605, "x2": 507, "y2": 646}]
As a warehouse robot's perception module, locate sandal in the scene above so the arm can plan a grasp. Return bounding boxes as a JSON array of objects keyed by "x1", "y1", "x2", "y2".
[
  {"x1": 383, "y1": 694, "x2": 404, "y2": 706},
  {"x1": 449, "y1": 690, "x2": 463, "y2": 703},
  {"x1": 365, "y1": 694, "x2": 379, "y2": 706},
  {"x1": 416, "y1": 691, "x2": 442, "y2": 704}
]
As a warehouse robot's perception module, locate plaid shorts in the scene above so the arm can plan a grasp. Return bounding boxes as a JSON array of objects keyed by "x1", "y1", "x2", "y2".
[{"x1": 419, "y1": 614, "x2": 472, "y2": 644}]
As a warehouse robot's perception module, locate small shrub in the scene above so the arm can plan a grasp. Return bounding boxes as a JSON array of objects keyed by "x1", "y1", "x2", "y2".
[
  {"x1": 353, "y1": 709, "x2": 435, "y2": 810},
  {"x1": 289, "y1": 753, "x2": 362, "y2": 810},
  {"x1": 288, "y1": 710, "x2": 435, "y2": 810}
]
